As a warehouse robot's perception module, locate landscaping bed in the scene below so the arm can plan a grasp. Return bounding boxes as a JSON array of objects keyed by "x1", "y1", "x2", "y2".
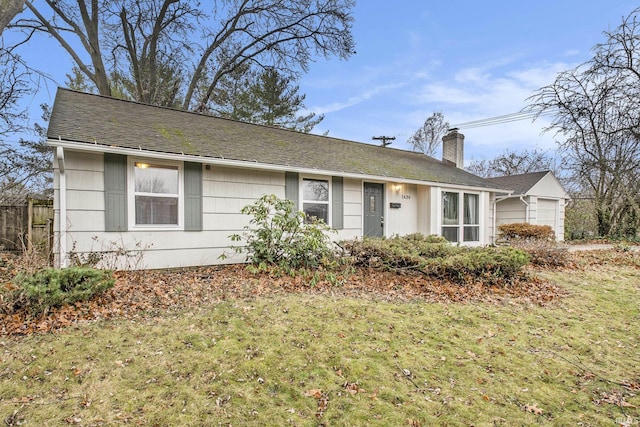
[
  {"x1": 3, "y1": 244, "x2": 639, "y2": 337},
  {"x1": 1, "y1": 260, "x2": 563, "y2": 336}
]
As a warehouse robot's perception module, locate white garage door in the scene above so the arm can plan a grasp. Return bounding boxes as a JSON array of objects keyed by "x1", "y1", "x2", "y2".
[{"x1": 537, "y1": 198, "x2": 557, "y2": 230}]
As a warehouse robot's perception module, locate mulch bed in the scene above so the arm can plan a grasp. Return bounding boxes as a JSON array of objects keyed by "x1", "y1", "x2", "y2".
[{"x1": 0, "y1": 257, "x2": 568, "y2": 337}]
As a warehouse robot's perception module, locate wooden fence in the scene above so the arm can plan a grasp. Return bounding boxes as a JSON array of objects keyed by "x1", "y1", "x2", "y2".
[{"x1": 0, "y1": 195, "x2": 53, "y2": 256}]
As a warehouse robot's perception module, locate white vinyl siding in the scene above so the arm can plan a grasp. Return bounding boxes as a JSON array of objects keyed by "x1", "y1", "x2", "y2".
[
  {"x1": 537, "y1": 198, "x2": 557, "y2": 228},
  {"x1": 495, "y1": 198, "x2": 527, "y2": 226}
]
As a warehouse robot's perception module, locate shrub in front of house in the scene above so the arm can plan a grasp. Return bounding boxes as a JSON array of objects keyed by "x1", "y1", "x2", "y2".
[
  {"x1": 2, "y1": 267, "x2": 115, "y2": 316},
  {"x1": 423, "y1": 247, "x2": 530, "y2": 284},
  {"x1": 343, "y1": 234, "x2": 530, "y2": 285},
  {"x1": 498, "y1": 223, "x2": 568, "y2": 267},
  {"x1": 498, "y1": 223, "x2": 555, "y2": 241},
  {"x1": 228, "y1": 194, "x2": 336, "y2": 271}
]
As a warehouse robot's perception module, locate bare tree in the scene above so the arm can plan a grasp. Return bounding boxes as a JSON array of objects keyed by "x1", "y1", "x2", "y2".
[
  {"x1": 0, "y1": 0, "x2": 25, "y2": 35},
  {"x1": 1, "y1": 32, "x2": 48, "y2": 194},
  {"x1": 11, "y1": 0, "x2": 355, "y2": 110},
  {"x1": 466, "y1": 147, "x2": 556, "y2": 178},
  {"x1": 0, "y1": 104, "x2": 52, "y2": 195},
  {"x1": 408, "y1": 112, "x2": 449, "y2": 157},
  {"x1": 0, "y1": 47, "x2": 30, "y2": 138},
  {"x1": 528, "y1": 7, "x2": 640, "y2": 237}
]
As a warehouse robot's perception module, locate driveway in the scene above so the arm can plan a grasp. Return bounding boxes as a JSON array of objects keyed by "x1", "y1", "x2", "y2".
[{"x1": 566, "y1": 243, "x2": 638, "y2": 252}]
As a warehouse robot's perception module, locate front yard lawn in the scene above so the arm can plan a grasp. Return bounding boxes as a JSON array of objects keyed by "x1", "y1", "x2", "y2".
[{"x1": 1, "y1": 250, "x2": 639, "y2": 426}]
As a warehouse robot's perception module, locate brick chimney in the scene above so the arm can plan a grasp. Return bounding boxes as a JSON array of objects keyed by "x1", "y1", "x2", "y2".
[{"x1": 442, "y1": 128, "x2": 464, "y2": 168}]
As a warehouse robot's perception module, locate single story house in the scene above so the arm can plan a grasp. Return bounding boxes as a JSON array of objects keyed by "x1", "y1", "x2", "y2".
[
  {"x1": 486, "y1": 171, "x2": 571, "y2": 241},
  {"x1": 47, "y1": 88, "x2": 510, "y2": 269}
]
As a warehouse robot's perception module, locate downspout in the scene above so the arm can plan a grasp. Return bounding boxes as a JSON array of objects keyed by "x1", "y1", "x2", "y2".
[
  {"x1": 57, "y1": 146, "x2": 68, "y2": 268},
  {"x1": 520, "y1": 196, "x2": 530, "y2": 223},
  {"x1": 492, "y1": 194, "x2": 513, "y2": 244},
  {"x1": 492, "y1": 197, "x2": 497, "y2": 245}
]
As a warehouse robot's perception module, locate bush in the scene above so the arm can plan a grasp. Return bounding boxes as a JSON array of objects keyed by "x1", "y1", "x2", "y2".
[
  {"x1": 228, "y1": 194, "x2": 336, "y2": 271},
  {"x1": 508, "y1": 239, "x2": 569, "y2": 268},
  {"x1": 424, "y1": 247, "x2": 530, "y2": 283},
  {"x1": 5, "y1": 267, "x2": 115, "y2": 315},
  {"x1": 498, "y1": 223, "x2": 555, "y2": 241},
  {"x1": 343, "y1": 234, "x2": 530, "y2": 285},
  {"x1": 498, "y1": 223, "x2": 568, "y2": 267}
]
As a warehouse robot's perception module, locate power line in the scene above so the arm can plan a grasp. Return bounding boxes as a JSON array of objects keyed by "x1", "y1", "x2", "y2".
[{"x1": 450, "y1": 109, "x2": 557, "y2": 130}]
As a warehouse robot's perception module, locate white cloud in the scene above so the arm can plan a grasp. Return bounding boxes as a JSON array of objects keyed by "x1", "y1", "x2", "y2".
[
  {"x1": 311, "y1": 82, "x2": 405, "y2": 115},
  {"x1": 400, "y1": 60, "x2": 578, "y2": 160},
  {"x1": 306, "y1": 48, "x2": 580, "y2": 161}
]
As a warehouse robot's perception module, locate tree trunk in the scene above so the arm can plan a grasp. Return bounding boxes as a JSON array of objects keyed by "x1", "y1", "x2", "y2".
[
  {"x1": 0, "y1": 0, "x2": 25, "y2": 34},
  {"x1": 596, "y1": 207, "x2": 611, "y2": 237}
]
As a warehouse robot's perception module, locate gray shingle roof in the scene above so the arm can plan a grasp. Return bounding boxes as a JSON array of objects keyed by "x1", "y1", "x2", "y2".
[
  {"x1": 485, "y1": 171, "x2": 550, "y2": 195},
  {"x1": 47, "y1": 88, "x2": 500, "y2": 190}
]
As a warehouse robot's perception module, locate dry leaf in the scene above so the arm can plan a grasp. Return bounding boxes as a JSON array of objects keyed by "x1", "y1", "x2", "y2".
[
  {"x1": 524, "y1": 403, "x2": 544, "y2": 415},
  {"x1": 305, "y1": 389, "x2": 323, "y2": 399},
  {"x1": 343, "y1": 382, "x2": 363, "y2": 394}
]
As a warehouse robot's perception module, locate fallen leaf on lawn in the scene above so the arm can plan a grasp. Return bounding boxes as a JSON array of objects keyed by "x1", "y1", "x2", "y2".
[
  {"x1": 316, "y1": 393, "x2": 329, "y2": 419},
  {"x1": 305, "y1": 389, "x2": 323, "y2": 399},
  {"x1": 596, "y1": 392, "x2": 637, "y2": 408},
  {"x1": 524, "y1": 403, "x2": 544, "y2": 415},
  {"x1": 343, "y1": 381, "x2": 364, "y2": 394}
]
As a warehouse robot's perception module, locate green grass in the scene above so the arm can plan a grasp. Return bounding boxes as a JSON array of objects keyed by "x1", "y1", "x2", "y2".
[{"x1": 1, "y1": 264, "x2": 639, "y2": 426}]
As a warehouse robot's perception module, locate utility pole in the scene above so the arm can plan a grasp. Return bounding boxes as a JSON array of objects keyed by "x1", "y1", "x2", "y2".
[{"x1": 372, "y1": 135, "x2": 395, "y2": 147}]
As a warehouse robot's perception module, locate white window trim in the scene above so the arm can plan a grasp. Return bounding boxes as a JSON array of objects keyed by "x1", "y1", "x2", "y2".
[
  {"x1": 437, "y1": 188, "x2": 483, "y2": 245},
  {"x1": 300, "y1": 175, "x2": 332, "y2": 227},
  {"x1": 127, "y1": 158, "x2": 184, "y2": 230}
]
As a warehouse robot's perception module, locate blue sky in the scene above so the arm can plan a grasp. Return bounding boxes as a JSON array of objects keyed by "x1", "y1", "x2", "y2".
[
  {"x1": 300, "y1": 1, "x2": 638, "y2": 162},
  {"x1": 7, "y1": 0, "x2": 639, "y2": 163}
]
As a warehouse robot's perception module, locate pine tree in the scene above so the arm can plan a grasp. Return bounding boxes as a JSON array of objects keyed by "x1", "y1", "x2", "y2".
[{"x1": 232, "y1": 68, "x2": 324, "y2": 133}]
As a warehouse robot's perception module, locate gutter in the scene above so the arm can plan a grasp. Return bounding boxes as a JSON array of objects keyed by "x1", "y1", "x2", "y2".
[{"x1": 46, "y1": 139, "x2": 509, "y2": 194}]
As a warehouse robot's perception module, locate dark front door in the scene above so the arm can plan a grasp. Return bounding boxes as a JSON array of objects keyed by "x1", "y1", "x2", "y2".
[{"x1": 363, "y1": 183, "x2": 384, "y2": 237}]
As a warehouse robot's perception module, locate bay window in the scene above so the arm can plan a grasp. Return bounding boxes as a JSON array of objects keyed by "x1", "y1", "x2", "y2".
[
  {"x1": 463, "y1": 193, "x2": 480, "y2": 241},
  {"x1": 441, "y1": 191, "x2": 480, "y2": 243}
]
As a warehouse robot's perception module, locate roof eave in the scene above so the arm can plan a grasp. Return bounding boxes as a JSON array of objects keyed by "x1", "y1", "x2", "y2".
[{"x1": 48, "y1": 138, "x2": 506, "y2": 193}]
